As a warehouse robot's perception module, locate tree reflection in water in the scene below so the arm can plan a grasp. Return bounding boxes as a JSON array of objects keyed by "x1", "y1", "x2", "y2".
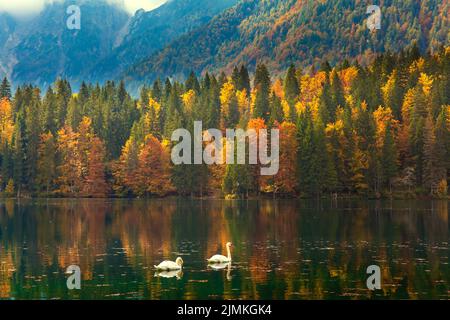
[{"x1": 0, "y1": 199, "x2": 448, "y2": 300}]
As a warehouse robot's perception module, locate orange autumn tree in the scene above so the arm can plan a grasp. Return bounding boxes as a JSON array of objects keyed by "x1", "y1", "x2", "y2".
[
  {"x1": 56, "y1": 126, "x2": 81, "y2": 195},
  {"x1": 339, "y1": 66, "x2": 358, "y2": 94},
  {"x1": 247, "y1": 118, "x2": 267, "y2": 192},
  {"x1": 56, "y1": 117, "x2": 108, "y2": 197},
  {"x1": 272, "y1": 78, "x2": 284, "y2": 100},
  {"x1": 134, "y1": 134, "x2": 173, "y2": 197},
  {"x1": 115, "y1": 134, "x2": 173, "y2": 197},
  {"x1": 83, "y1": 137, "x2": 109, "y2": 198},
  {"x1": 74, "y1": 116, "x2": 110, "y2": 197},
  {"x1": 113, "y1": 136, "x2": 140, "y2": 196},
  {"x1": 273, "y1": 122, "x2": 298, "y2": 194}
]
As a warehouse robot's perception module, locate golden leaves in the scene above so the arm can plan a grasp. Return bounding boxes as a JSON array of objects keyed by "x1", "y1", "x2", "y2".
[
  {"x1": 0, "y1": 98, "x2": 14, "y2": 145},
  {"x1": 220, "y1": 80, "x2": 235, "y2": 116},
  {"x1": 373, "y1": 106, "x2": 399, "y2": 149},
  {"x1": 181, "y1": 89, "x2": 196, "y2": 113},
  {"x1": 418, "y1": 72, "x2": 433, "y2": 97},
  {"x1": 236, "y1": 89, "x2": 249, "y2": 115}
]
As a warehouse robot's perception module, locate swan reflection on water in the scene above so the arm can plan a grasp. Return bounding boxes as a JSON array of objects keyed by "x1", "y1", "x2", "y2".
[
  {"x1": 208, "y1": 262, "x2": 232, "y2": 281},
  {"x1": 154, "y1": 270, "x2": 184, "y2": 279}
]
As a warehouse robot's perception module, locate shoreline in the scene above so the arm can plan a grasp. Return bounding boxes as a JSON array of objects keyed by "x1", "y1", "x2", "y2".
[{"x1": 1, "y1": 193, "x2": 448, "y2": 201}]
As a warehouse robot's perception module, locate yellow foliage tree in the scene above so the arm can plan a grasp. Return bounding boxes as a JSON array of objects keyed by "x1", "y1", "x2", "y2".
[
  {"x1": 300, "y1": 72, "x2": 326, "y2": 104},
  {"x1": 181, "y1": 89, "x2": 196, "y2": 114},
  {"x1": 339, "y1": 66, "x2": 358, "y2": 94},
  {"x1": 4, "y1": 179, "x2": 14, "y2": 197},
  {"x1": 220, "y1": 81, "x2": 235, "y2": 115},
  {"x1": 236, "y1": 89, "x2": 249, "y2": 116},
  {"x1": 0, "y1": 98, "x2": 14, "y2": 146},
  {"x1": 271, "y1": 78, "x2": 284, "y2": 99},
  {"x1": 418, "y1": 72, "x2": 433, "y2": 97},
  {"x1": 373, "y1": 106, "x2": 399, "y2": 149},
  {"x1": 56, "y1": 126, "x2": 81, "y2": 196}
]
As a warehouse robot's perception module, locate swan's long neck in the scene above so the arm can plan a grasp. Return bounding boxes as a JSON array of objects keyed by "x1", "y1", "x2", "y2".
[{"x1": 227, "y1": 245, "x2": 232, "y2": 261}]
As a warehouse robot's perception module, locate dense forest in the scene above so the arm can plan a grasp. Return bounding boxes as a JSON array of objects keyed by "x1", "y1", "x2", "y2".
[
  {"x1": 127, "y1": 0, "x2": 449, "y2": 84},
  {"x1": 0, "y1": 46, "x2": 448, "y2": 199}
]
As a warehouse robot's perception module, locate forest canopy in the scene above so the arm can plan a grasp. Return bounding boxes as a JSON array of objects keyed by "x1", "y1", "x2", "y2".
[{"x1": 0, "y1": 46, "x2": 448, "y2": 199}]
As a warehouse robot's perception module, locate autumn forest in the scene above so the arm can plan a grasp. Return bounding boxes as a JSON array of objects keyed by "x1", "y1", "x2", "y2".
[{"x1": 0, "y1": 46, "x2": 448, "y2": 199}]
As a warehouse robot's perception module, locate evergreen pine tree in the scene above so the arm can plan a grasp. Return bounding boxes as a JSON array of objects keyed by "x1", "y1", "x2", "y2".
[
  {"x1": 381, "y1": 125, "x2": 398, "y2": 189},
  {"x1": 422, "y1": 115, "x2": 437, "y2": 191},
  {"x1": 434, "y1": 108, "x2": 449, "y2": 183},
  {"x1": 13, "y1": 114, "x2": 27, "y2": 197},
  {"x1": 330, "y1": 69, "x2": 345, "y2": 110},
  {"x1": 253, "y1": 63, "x2": 271, "y2": 120},
  {"x1": 186, "y1": 71, "x2": 201, "y2": 94},
  {"x1": 0, "y1": 77, "x2": 11, "y2": 100},
  {"x1": 318, "y1": 77, "x2": 333, "y2": 123},
  {"x1": 239, "y1": 65, "x2": 251, "y2": 95},
  {"x1": 164, "y1": 78, "x2": 172, "y2": 100},
  {"x1": 79, "y1": 81, "x2": 89, "y2": 106},
  {"x1": 1, "y1": 142, "x2": 12, "y2": 189},
  {"x1": 284, "y1": 64, "x2": 300, "y2": 103},
  {"x1": 139, "y1": 85, "x2": 150, "y2": 109},
  {"x1": 269, "y1": 91, "x2": 284, "y2": 126},
  {"x1": 231, "y1": 66, "x2": 240, "y2": 90},
  {"x1": 152, "y1": 79, "x2": 162, "y2": 101},
  {"x1": 42, "y1": 87, "x2": 57, "y2": 134}
]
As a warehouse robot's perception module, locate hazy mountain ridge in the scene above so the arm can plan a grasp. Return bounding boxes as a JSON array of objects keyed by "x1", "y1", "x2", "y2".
[
  {"x1": 90, "y1": 0, "x2": 238, "y2": 82},
  {"x1": 0, "y1": 12, "x2": 18, "y2": 78},
  {"x1": 0, "y1": 0, "x2": 237, "y2": 89},
  {"x1": 1, "y1": 0, "x2": 130, "y2": 88}
]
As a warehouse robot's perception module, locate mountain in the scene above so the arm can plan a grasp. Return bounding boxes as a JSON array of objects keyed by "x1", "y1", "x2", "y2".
[
  {"x1": 0, "y1": 0, "x2": 237, "y2": 89},
  {"x1": 91, "y1": 0, "x2": 238, "y2": 82},
  {"x1": 0, "y1": 12, "x2": 17, "y2": 78},
  {"x1": 1, "y1": 0, "x2": 448, "y2": 90},
  {"x1": 125, "y1": 0, "x2": 449, "y2": 84},
  {"x1": 7, "y1": 0, "x2": 129, "y2": 89}
]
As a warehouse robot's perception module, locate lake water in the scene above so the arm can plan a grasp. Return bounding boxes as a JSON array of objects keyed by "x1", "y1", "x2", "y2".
[{"x1": 0, "y1": 198, "x2": 448, "y2": 300}]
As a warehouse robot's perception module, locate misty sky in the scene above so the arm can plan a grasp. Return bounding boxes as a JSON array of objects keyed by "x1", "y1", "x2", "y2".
[{"x1": 0, "y1": 0, "x2": 168, "y2": 16}]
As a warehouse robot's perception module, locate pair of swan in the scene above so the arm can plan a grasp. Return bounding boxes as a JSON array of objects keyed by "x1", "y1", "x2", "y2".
[{"x1": 154, "y1": 242, "x2": 233, "y2": 271}]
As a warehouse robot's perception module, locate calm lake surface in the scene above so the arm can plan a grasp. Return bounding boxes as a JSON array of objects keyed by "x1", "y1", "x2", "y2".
[{"x1": 0, "y1": 198, "x2": 448, "y2": 300}]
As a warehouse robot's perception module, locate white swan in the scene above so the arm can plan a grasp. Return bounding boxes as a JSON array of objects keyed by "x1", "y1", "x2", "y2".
[
  {"x1": 207, "y1": 242, "x2": 233, "y2": 263},
  {"x1": 154, "y1": 257, "x2": 183, "y2": 271}
]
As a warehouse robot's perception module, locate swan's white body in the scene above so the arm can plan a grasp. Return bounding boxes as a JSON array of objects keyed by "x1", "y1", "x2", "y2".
[
  {"x1": 154, "y1": 257, "x2": 183, "y2": 271},
  {"x1": 207, "y1": 242, "x2": 232, "y2": 263}
]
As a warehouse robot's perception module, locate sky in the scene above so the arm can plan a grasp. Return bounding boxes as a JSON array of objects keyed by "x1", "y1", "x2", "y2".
[{"x1": 0, "y1": 0, "x2": 168, "y2": 16}]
